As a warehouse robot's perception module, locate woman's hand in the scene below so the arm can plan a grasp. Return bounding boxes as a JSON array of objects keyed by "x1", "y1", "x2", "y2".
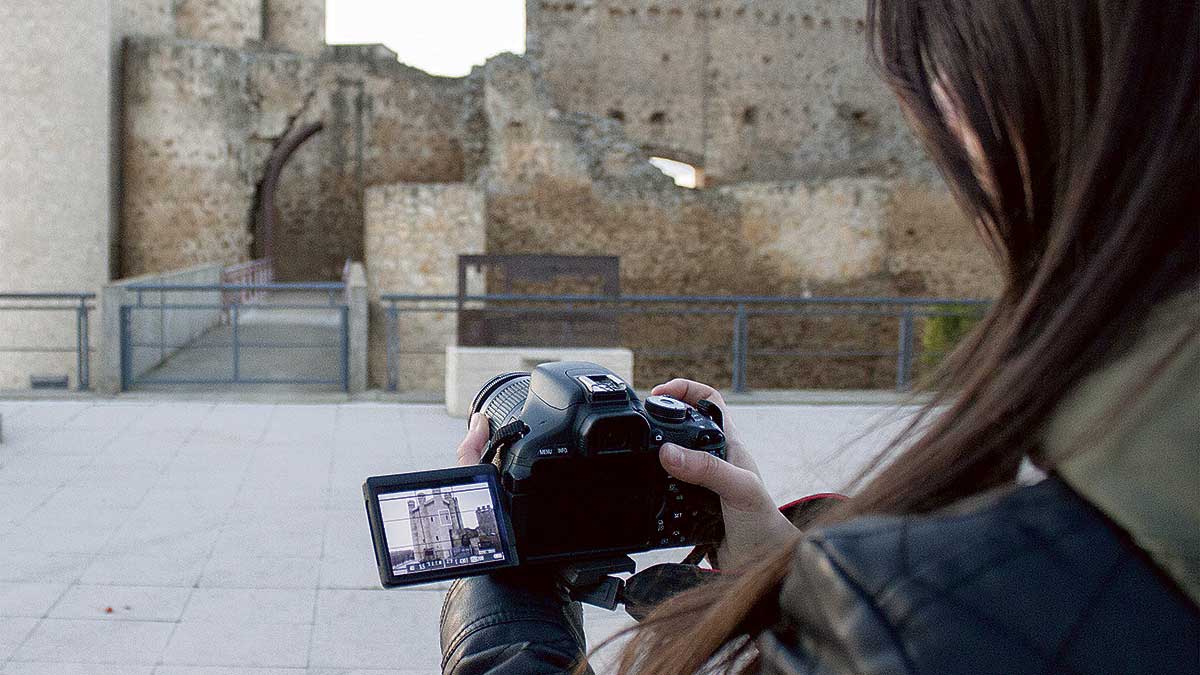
[
  {"x1": 456, "y1": 412, "x2": 490, "y2": 466},
  {"x1": 652, "y1": 378, "x2": 796, "y2": 570}
]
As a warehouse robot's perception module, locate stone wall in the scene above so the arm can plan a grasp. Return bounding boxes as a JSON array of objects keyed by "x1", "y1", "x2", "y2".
[
  {"x1": 476, "y1": 54, "x2": 997, "y2": 390},
  {"x1": 527, "y1": 0, "x2": 932, "y2": 184},
  {"x1": 108, "y1": 4, "x2": 1002, "y2": 395},
  {"x1": 718, "y1": 180, "x2": 890, "y2": 285},
  {"x1": 269, "y1": 46, "x2": 473, "y2": 281},
  {"x1": 0, "y1": 0, "x2": 112, "y2": 389},
  {"x1": 121, "y1": 39, "x2": 477, "y2": 282},
  {"x1": 175, "y1": 0, "x2": 262, "y2": 49},
  {"x1": 884, "y1": 184, "x2": 1000, "y2": 298},
  {"x1": 477, "y1": 54, "x2": 987, "y2": 297},
  {"x1": 121, "y1": 38, "x2": 264, "y2": 277},
  {"x1": 265, "y1": 0, "x2": 326, "y2": 56},
  {"x1": 364, "y1": 183, "x2": 486, "y2": 392}
]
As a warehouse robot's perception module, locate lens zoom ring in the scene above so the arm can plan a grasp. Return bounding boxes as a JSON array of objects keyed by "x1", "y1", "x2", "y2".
[{"x1": 483, "y1": 377, "x2": 530, "y2": 434}]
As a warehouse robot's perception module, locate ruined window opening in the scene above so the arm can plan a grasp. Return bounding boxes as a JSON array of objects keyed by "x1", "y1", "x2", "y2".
[
  {"x1": 662, "y1": 53, "x2": 670, "y2": 63},
  {"x1": 607, "y1": 109, "x2": 626, "y2": 122},
  {"x1": 648, "y1": 111, "x2": 666, "y2": 124},
  {"x1": 649, "y1": 156, "x2": 703, "y2": 189},
  {"x1": 742, "y1": 106, "x2": 758, "y2": 125}
]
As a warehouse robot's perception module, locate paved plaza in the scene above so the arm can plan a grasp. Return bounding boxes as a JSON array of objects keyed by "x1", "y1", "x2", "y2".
[{"x1": 0, "y1": 398, "x2": 916, "y2": 674}]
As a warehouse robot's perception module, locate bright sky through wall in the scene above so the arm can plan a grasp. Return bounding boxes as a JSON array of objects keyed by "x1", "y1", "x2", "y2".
[{"x1": 326, "y1": 0, "x2": 526, "y2": 77}]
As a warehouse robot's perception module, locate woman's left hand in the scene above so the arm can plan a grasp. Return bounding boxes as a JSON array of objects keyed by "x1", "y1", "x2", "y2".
[{"x1": 456, "y1": 412, "x2": 491, "y2": 466}]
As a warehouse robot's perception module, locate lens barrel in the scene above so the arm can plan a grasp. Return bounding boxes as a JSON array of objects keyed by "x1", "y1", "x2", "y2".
[{"x1": 469, "y1": 372, "x2": 531, "y2": 436}]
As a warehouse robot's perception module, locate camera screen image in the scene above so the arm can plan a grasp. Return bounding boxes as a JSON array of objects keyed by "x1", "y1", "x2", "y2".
[{"x1": 376, "y1": 479, "x2": 507, "y2": 577}]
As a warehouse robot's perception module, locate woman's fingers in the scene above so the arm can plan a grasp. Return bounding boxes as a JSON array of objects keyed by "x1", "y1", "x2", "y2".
[
  {"x1": 650, "y1": 378, "x2": 727, "y2": 409},
  {"x1": 659, "y1": 442, "x2": 770, "y2": 513},
  {"x1": 456, "y1": 413, "x2": 490, "y2": 466}
]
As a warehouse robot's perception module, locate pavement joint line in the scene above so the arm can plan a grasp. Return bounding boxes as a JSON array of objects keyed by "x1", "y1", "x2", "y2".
[{"x1": 148, "y1": 402, "x2": 216, "y2": 670}]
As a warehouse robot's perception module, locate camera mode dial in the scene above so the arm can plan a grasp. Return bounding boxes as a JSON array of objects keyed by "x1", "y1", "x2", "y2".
[{"x1": 645, "y1": 395, "x2": 688, "y2": 422}]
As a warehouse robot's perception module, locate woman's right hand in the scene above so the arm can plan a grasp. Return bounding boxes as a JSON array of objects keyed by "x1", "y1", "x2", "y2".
[{"x1": 652, "y1": 378, "x2": 797, "y2": 570}]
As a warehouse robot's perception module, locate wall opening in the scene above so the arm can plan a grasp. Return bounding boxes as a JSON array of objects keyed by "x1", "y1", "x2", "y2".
[{"x1": 649, "y1": 156, "x2": 703, "y2": 189}]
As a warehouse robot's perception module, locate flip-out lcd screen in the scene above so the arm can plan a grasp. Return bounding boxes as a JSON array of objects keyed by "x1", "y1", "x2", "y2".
[{"x1": 364, "y1": 465, "x2": 517, "y2": 587}]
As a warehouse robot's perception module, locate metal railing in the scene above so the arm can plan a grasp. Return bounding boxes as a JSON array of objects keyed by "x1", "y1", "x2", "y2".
[
  {"x1": 121, "y1": 282, "x2": 349, "y2": 391},
  {"x1": 0, "y1": 292, "x2": 94, "y2": 390},
  {"x1": 220, "y1": 258, "x2": 274, "y2": 310},
  {"x1": 380, "y1": 293, "x2": 989, "y2": 393}
]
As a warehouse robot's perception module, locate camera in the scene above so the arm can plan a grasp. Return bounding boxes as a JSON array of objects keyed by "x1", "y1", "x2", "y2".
[{"x1": 363, "y1": 361, "x2": 726, "y2": 588}]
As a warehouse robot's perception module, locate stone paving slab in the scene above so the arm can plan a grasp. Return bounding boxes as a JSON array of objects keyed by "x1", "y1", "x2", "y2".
[{"x1": 0, "y1": 400, "x2": 917, "y2": 674}]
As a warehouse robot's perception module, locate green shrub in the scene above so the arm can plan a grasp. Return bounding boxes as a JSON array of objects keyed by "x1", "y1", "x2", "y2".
[{"x1": 920, "y1": 304, "x2": 982, "y2": 371}]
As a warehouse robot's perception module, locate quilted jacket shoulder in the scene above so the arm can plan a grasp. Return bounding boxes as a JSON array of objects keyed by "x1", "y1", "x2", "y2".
[{"x1": 763, "y1": 477, "x2": 1200, "y2": 674}]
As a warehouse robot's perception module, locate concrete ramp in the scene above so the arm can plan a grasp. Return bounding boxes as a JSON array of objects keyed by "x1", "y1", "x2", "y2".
[{"x1": 124, "y1": 288, "x2": 351, "y2": 393}]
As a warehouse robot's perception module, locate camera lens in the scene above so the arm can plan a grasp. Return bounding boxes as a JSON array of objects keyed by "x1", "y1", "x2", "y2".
[{"x1": 470, "y1": 372, "x2": 531, "y2": 435}]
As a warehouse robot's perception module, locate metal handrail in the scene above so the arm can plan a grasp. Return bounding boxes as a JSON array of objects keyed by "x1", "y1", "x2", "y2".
[
  {"x1": 0, "y1": 292, "x2": 97, "y2": 300},
  {"x1": 382, "y1": 292, "x2": 990, "y2": 306},
  {"x1": 127, "y1": 282, "x2": 348, "y2": 309},
  {"x1": 0, "y1": 292, "x2": 95, "y2": 390},
  {"x1": 222, "y1": 257, "x2": 274, "y2": 308},
  {"x1": 126, "y1": 282, "x2": 345, "y2": 291},
  {"x1": 380, "y1": 292, "x2": 989, "y2": 393}
]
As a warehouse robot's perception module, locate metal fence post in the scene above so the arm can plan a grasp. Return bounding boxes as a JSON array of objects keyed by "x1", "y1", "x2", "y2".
[
  {"x1": 896, "y1": 306, "x2": 915, "y2": 392},
  {"x1": 158, "y1": 288, "x2": 166, "y2": 363},
  {"x1": 341, "y1": 305, "x2": 350, "y2": 393},
  {"x1": 732, "y1": 304, "x2": 749, "y2": 393},
  {"x1": 386, "y1": 303, "x2": 399, "y2": 392},
  {"x1": 76, "y1": 300, "x2": 90, "y2": 390},
  {"x1": 231, "y1": 302, "x2": 240, "y2": 383},
  {"x1": 119, "y1": 305, "x2": 131, "y2": 391}
]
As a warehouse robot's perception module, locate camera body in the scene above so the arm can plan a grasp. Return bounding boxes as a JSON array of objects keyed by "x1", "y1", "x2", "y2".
[
  {"x1": 473, "y1": 362, "x2": 725, "y2": 564},
  {"x1": 363, "y1": 361, "x2": 726, "y2": 588}
]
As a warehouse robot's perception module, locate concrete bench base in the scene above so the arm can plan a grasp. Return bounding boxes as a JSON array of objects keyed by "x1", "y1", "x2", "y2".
[{"x1": 445, "y1": 346, "x2": 634, "y2": 418}]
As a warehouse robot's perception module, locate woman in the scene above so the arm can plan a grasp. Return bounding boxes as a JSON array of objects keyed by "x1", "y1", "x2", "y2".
[{"x1": 440, "y1": 0, "x2": 1199, "y2": 672}]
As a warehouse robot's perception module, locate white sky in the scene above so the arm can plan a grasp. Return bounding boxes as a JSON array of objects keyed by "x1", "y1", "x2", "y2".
[
  {"x1": 326, "y1": 0, "x2": 526, "y2": 77},
  {"x1": 649, "y1": 157, "x2": 698, "y2": 189},
  {"x1": 326, "y1": 1, "x2": 691, "y2": 187}
]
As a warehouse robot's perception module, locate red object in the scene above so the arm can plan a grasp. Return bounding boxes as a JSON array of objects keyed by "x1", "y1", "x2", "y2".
[
  {"x1": 104, "y1": 607, "x2": 113, "y2": 614},
  {"x1": 778, "y1": 492, "x2": 848, "y2": 512}
]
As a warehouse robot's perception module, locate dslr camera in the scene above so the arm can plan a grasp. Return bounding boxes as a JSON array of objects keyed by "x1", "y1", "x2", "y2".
[{"x1": 363, "y1": 362, "x2": 726, "y2": 589}]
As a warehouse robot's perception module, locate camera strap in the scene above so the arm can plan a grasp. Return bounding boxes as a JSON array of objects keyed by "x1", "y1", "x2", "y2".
[
  {"x1": 479, "y1": 420, "x2": 529, "y2": 466},
  {"x1": 557, "y1": 555, "x2": 636, "y2": 611}
]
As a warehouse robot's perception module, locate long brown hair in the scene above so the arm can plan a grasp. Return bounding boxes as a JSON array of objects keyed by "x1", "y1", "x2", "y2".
[{"x1": 610, "y1": 1, "x2": 1200, "y2": 672}]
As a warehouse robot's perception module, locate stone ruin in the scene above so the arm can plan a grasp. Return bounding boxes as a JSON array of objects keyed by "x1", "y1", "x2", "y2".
[{"x1": 13, "y1": 0, "x2": 1001, "y2": 391}]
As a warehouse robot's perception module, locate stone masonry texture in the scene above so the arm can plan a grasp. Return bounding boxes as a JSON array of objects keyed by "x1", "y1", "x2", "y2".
[
  {"x1": 364, "y1": 183, "x2": 486, "y2": 391},
  {"x1": 526, "y1": 0, "x2": 934, "y2": 185},
  {"x1": 265, "y1": 0, "x2": 327, "y2": 56},
  {"x1": 1, "y1": 0, "x2": 1001, "y2": 391},
  {"x1": 0, "y1": 0, "x2": 110, "y2": 389}
]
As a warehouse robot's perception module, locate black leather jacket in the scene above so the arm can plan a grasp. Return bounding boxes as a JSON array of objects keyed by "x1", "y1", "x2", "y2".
[{"x1": 440, "y1": 477, "x2": 1200, "y2": 674}]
